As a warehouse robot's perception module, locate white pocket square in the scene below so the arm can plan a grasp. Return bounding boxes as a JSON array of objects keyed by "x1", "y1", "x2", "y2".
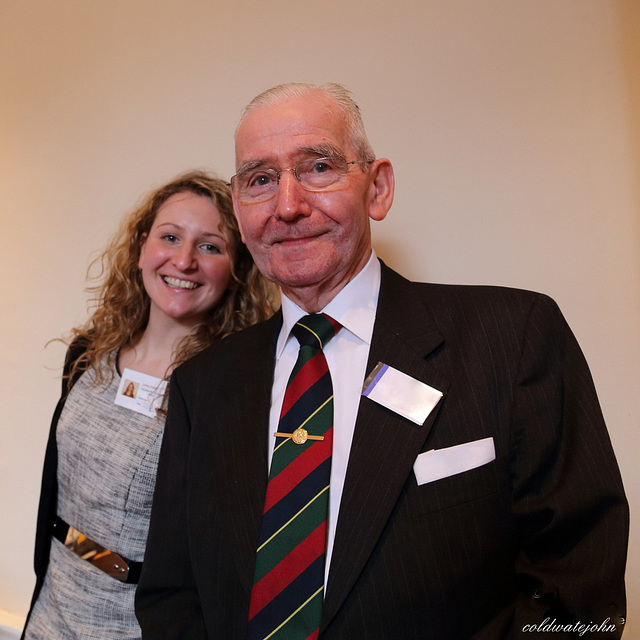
[{"x1": 413, "y1": 437, "x2": 496, "y2": 486}]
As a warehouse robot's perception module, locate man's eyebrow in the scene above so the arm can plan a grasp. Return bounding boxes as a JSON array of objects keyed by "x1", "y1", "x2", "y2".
[
  {"x1": 235, "y1": 159, "x2": 268, "y2": 175},
  {"x1": 235, "y1": 146, "x2": 347, "y2": 175},
  {"x1": 298, "y1": 145, "x2": 346, "y2": 161}
]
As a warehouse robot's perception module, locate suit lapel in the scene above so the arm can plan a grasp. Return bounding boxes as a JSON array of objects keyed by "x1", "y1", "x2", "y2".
[{"x1": 322, "y1": 264, "x2": 449, "y2": 628}]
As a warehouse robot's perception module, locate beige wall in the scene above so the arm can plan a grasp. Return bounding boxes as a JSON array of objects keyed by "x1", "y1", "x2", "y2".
[{"x1": 1, "y1": 0, "x2": 638, "y2": 634}]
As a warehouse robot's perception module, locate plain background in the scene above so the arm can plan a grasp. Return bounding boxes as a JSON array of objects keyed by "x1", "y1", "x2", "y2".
[{"x1": 1, "y1": 0, "x2": 638, "y2": 636}]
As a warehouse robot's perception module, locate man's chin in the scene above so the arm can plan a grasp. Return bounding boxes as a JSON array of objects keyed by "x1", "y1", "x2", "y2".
[
  {"x1": 263, "y1": 251, "x2": 329, "y2": 287},
  {"x1": 273, "y1": 269, "x2": 322, "y2": 290}
]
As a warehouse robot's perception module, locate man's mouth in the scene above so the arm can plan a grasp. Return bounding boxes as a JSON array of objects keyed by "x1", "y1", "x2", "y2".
[
  {"x1": 272, "y1": 231, "x2": 325, "y2": 246},
  {"x1": 163, "y1": 276, "x2": 200, "y2": 290}
]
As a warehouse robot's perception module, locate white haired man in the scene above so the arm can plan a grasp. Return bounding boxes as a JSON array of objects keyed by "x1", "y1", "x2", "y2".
[{"x1": 137, "y1": 83, "x2": 628, "y2": 640}]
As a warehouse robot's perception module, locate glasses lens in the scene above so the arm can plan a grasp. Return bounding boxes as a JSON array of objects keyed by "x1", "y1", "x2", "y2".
[
  {"x1": 238, "y1": 168, "x2": 278, "y2": 202},
  {"x1": 298, "y1": 157, "x2": 348, "y2": 191}
]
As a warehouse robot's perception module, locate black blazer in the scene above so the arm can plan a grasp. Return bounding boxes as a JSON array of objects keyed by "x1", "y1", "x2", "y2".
[
  {"x1": 22, "y1": 337, "x2": 89, "y2": 638},
  {"x1": 137, "y1": 263, "x2": 628, "y2": 639}
]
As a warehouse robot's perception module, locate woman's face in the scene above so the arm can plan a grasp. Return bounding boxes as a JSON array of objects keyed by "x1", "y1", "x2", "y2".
[{"x1": 138, "y1": 192, "x2": 233, "y2": 329}]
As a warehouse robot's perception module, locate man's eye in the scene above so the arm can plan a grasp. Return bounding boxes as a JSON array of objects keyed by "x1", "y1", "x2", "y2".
[
  {"x1": 311, "y1": 160, "x2": 335, "y2": 174},
  {"x1": 248, "y1": 172, "x2": 275, "y2": 188}
]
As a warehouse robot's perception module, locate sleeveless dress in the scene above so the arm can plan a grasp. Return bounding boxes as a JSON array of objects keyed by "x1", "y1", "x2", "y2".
[{"x1": 24, "y1": 361, "x2": 165, "y2": 639}]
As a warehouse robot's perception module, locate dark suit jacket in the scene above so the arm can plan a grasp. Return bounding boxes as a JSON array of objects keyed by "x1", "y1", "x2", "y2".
[{"x1": 136, "y1": 263, "x2": 628, "y2": 639}]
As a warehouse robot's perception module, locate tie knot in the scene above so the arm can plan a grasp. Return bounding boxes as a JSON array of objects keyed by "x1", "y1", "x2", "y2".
[{"x1": 292, "y1": 313, "x2": 341, "y2": 350}]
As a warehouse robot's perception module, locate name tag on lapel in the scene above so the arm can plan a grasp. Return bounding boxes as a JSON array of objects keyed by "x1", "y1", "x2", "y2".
[{"x1": 362, "y1": 362, "x2": 443, "y2": 425}]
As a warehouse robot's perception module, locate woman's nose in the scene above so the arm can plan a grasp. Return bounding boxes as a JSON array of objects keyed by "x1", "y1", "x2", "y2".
[{"x1": 172, "y1": 245, "x2": 197, "y2": 270}]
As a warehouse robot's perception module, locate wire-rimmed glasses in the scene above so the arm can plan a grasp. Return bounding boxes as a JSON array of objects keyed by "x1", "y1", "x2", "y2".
[{"x1": 231, "y1": 157, "x2": 364, "y2": 204}]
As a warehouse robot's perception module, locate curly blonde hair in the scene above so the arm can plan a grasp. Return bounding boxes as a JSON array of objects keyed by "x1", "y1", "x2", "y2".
[{"x1": 67, "y1": 170, "x2": 277, "y2": 386}]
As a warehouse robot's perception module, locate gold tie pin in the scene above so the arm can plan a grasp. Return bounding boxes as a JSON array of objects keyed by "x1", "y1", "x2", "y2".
[{"x1": 273, "y1": 427, "x2": 325, "y2": 445}]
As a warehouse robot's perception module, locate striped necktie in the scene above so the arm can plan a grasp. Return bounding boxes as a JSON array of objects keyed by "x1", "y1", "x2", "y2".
[{"x1": 248, "y1": 313, "x2": 341, "y2": 640}]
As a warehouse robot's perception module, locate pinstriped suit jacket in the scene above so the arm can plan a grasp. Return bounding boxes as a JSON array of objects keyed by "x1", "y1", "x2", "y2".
[{"x1": 136, "y1": 262, "x2": 628, "y2": 639}]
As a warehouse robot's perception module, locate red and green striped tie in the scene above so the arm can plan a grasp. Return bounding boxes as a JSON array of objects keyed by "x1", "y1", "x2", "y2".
[{"x1": 248, "y1": 313, "x2": 341, "y2": 640}]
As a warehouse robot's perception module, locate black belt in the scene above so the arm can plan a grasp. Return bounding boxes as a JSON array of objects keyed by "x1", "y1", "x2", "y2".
[{"x1": 52, "y1": 515, "x2": 142, "y2": 584}]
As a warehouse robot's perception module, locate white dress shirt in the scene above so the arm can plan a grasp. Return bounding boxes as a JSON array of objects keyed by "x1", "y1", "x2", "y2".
[{"x1": 268, "y1": 252, "x2": 381, "y2": 584}]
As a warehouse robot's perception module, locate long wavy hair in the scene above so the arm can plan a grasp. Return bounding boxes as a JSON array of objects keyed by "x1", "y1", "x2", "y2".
[{"x1": 67, "y1": 170, "x2": 277, "y2": 387}]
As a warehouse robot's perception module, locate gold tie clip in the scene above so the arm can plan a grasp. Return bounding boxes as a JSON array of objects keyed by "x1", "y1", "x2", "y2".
[{"x1": 273, "y1": 427, "x2": 324, "y2": 445}]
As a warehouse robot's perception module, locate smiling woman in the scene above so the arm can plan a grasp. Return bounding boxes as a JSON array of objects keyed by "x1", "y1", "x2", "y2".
[
  {"x1": 138, "y1": 192, "x2": 233, "y2": 325},
  {"x1": 21, "y1": 171, "x2": 276, "y2": 640},
  {"x1": 131, "y1": 191, "x2": 235, "y2": 373}
]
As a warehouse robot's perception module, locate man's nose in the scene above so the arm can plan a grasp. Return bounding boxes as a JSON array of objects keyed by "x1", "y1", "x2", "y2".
[{"x1": 273, "y1": 171, "x2": 311, "y2": 220}]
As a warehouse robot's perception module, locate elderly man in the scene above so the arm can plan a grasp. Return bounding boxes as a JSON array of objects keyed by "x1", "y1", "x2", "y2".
[{"x1": 137, "y1": 83, "x2": 628, "y2": 639}]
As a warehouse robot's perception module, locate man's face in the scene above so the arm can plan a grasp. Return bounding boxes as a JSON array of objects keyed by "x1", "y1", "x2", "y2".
[{"x1": 233, "y1": 92, "x2": 390, "y2": 309}]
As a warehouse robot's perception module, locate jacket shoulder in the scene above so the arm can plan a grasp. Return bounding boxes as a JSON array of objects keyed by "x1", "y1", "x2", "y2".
[
  {"x1": 175, "y1": 311, "x2": 282, "y2": 377},
  {"x1": 381, "y1": 262, "x2": 560, "y2": 319}
]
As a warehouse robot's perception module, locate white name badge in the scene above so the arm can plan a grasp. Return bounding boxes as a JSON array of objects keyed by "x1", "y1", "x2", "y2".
[
  {"x1": 362, "y1": 362, "x2": 443, "y2": 425},
  {"x1": 115, "y1": 368, "x2": 168, "y2": 418}
]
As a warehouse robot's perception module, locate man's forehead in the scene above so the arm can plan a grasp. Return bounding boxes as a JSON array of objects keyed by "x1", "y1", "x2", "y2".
[{"x1": 235, "y1": 94, "x2": 350, "y2": 164}]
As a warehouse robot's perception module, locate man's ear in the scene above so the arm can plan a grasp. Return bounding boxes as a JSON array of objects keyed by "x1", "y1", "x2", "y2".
[
  {"x1": 137, "y1": 232, "x2": 148, "y2": 269},
  {"x1": 367, "y1": 158, "x2": 395, "y2": 222},
  {"x1": 231, "y1": 191, "x2": 247, "y2": 243}
]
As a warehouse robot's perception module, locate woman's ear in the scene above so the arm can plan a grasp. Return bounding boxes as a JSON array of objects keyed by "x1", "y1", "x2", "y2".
[{"x1": 367, "y1": 158, "x2": 395, "y2": 222}]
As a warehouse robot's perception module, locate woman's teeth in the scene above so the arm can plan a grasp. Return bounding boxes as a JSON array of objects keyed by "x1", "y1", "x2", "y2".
[{"x1": 163, "y1": 276, "x2": 199, "y2": 290}]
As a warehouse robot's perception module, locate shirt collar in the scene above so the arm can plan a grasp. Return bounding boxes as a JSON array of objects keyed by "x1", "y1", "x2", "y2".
[{"x1": 276, "y1": 251, "x2": 381, "y2": 359}]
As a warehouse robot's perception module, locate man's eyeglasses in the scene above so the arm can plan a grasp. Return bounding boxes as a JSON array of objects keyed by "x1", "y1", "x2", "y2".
[{"x1": 231, "y1": 157, "x2": 366, "y2": 204}]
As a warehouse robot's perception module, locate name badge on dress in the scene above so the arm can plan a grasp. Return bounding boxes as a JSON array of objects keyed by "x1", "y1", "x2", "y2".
[
  {"x1": 362, "y1": 362, "x2": 443, "y2": 425},
  {"x1": 114, "y1": 368, "x2": 167, "y2": 418}
]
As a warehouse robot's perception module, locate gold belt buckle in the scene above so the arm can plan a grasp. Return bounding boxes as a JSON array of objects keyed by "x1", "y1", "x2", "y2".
[
  {"x1": 63, "y1": 525, "x2": 130, "y2": 582},
  {"x1": 89, "y1": 550, "x2": 130, "y2": 582}
]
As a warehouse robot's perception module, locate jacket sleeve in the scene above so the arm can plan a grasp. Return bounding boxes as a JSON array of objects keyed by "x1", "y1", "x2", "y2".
[
  {"x1": 507, "y1": 295, "x2": 628, "y2": 637},
  {"x1": 23, "y1": 338, "x2": 91, "y2": 638},
  {"x1": 135, "y1": 370, "x2": 208, "y2": 639}
]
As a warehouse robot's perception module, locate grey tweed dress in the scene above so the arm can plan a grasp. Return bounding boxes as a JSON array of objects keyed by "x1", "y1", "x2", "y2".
[{"x1": 25, "y1": 361, "x2": 165, "y2": 639}]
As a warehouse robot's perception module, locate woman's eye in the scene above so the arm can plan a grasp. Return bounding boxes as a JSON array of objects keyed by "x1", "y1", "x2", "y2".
[
  {"x1": 201, "y1": 243, "x2": 221, "y2": 254},
  {"x1": 161, "y1": 234, "x2": 179, "y2": 243}
]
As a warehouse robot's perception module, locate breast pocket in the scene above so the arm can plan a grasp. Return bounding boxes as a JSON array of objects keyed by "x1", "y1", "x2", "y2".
[{"x1": 401, "y1": 455, "x2": 509, "y2": 518}]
